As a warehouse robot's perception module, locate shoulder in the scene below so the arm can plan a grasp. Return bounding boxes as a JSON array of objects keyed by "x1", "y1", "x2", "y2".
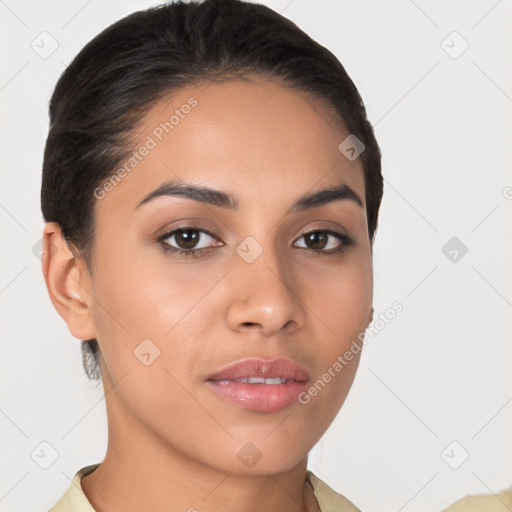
[
  {"x1": 306, "y1": 470, "x2": 361, "y2": 512},
  {"x1": 442, "y1": 484, "x2": 512, "y2": 512},
  {"x1": 48, "y1": 463, "x2": 100, "y2": 512}
]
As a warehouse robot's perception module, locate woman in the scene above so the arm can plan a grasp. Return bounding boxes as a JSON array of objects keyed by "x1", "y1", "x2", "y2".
[{"x1": 41, "y1": 0, "x2": 383, "y2": 510}]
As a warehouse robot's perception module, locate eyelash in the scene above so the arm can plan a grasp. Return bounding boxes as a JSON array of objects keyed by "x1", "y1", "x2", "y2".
[{"x1": 156, "y1": 226, "x2": 354, "y2": 259}]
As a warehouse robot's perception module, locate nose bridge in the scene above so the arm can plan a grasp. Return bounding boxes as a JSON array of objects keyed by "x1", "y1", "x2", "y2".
[
  {"x1": 226, "y1": 233, "x2": 304, "y2": 334},
  {"x1": 236, "y1": 233, "x2": 289, "y2": 290}
]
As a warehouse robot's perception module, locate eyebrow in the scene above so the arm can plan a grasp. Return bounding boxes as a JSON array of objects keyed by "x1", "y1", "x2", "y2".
[{"x1": 135, "y1": 180, "x2": 363, "y2": 212}]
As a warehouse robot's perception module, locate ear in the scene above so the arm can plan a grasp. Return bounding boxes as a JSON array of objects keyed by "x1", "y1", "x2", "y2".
[{"x1": 41, "y1": 222, "x2": 97, "y2": 341}]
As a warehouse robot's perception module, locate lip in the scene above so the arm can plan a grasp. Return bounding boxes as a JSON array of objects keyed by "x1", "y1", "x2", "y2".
[{"x1": 205, "y1": 358, "x2": 310, "y2": 413}]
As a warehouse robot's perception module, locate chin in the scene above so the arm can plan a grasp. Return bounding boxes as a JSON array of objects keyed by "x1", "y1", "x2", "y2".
[{"x1": 209, "y1": 439, "x2": 310, "y2": 477}]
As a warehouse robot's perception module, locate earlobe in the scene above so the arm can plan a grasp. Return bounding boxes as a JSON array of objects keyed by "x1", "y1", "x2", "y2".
[
  {"x1": 368, "y1": 306, "x2": 374, "y2": 325},
  {"x1": 41, "y1": 222, "x2": 96, "y2": 341}
]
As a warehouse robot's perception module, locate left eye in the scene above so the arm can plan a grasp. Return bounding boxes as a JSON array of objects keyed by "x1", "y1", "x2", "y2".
[{"x1": 294, "y1": 230, "x2": 348, "y2": 252}]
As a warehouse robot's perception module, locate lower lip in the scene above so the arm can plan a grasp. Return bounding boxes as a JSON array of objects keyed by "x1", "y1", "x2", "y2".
[{"x1": 205, "y1": 380, "x2": 309, "y2": 412}]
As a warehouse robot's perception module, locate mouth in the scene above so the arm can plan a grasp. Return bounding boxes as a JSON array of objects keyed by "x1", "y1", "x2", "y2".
[{"x1": 205, "y1": 358, "x2": 310, "y2": 413}]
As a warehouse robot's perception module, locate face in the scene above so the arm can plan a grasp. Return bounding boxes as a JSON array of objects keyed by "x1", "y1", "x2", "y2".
[{"x1": 74, "y1": 78, "x2": 373, "y2": 475}]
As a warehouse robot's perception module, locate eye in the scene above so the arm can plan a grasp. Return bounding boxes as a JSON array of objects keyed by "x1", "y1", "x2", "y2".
[
  {"x1": 157, "y1": 227, "x2": 222, "y2": 257},
  {"x1": 156, "y1": 226, "x2": 353, "y2": 259},
  {"x1": 294, "y1": 229, "x2": 353, "y2": 255}
]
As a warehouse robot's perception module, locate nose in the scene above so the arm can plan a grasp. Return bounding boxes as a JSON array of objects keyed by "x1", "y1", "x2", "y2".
[{"x1": 225, "y1": 241, "x2": 306, "y2": 337}]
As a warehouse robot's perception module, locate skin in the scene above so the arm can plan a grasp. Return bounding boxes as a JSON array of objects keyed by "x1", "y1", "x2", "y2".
[{"x1": 42, "y1": 77, "x2": 374, "y2": 512}]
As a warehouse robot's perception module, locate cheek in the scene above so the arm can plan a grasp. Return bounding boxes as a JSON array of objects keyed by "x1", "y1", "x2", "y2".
[
  {"x1": 308, "y1": 256, "x2": 373, "y2": 339},
  {"x1": 301, "y1": 255, "x2": 372, "y2": 399},
  {"x1": 90, "y1": 244, "x2": 219, "y2": 383},
  {"x1": 89, "y1": 256, "x2": 205, "y2": 427},
  {"x1": 90, "y1": 241, "x2": 184, "y2": 340},
  {"x1": 297, "y1": 269, "x2": 371, "y2": 428}
]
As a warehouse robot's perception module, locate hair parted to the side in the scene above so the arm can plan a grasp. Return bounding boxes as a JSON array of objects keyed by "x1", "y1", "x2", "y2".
[{"x1": 41, "y1": 0, "x2": 383, "y2": 381}]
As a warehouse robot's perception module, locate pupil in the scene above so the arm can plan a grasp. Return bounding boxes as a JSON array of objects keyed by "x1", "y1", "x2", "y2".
[
  {"x1": 306, "y1": 232, "x2": 326, "y2": 250},
  {"x1": 176, "y1": 229, "x2": 199, "y2": 249}
]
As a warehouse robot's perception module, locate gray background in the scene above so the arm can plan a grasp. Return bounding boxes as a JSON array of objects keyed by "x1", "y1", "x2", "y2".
[{"x1": 0, "y1": 0, "x2": 511, "y2": 511}]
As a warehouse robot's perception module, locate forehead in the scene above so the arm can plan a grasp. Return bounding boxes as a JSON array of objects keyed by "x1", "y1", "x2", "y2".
[{"x1": 95, "y1": 77, "x2": 365, "y2": 215}]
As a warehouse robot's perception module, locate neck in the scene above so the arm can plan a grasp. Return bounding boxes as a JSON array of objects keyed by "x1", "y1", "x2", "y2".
[{"x1": 81, "y1": 393, "x2": 320, "y2": 512}]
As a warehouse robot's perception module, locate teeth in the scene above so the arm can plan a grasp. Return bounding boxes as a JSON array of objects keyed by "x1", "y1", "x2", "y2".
[
  {"x1": 264, "y1": 377, "x2": 285, "y2": 385},
  {"x1": 247, "y1": 377, "x2": 265, "y2": 384},
  {"x1": 235, "y1": 377, "x2": 286, "y2": 385}
]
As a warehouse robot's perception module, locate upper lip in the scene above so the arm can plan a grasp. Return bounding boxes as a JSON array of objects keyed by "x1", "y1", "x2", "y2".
[{"x1": 207, "y1": 358, "x2": 310, "y2": 382}]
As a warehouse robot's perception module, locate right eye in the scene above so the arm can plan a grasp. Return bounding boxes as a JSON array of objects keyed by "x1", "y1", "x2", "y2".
[{"x1": 157, "y1": 227, "x2": 223, "y2": 257}]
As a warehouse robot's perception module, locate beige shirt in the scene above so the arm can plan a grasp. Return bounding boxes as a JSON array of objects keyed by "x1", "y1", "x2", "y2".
[
  {"x1": 49, "y1": 463, "x2": 361, "y2": 512},
  {"x1": 442, "y1": 483, "x2": 512, "y2": 512}
]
